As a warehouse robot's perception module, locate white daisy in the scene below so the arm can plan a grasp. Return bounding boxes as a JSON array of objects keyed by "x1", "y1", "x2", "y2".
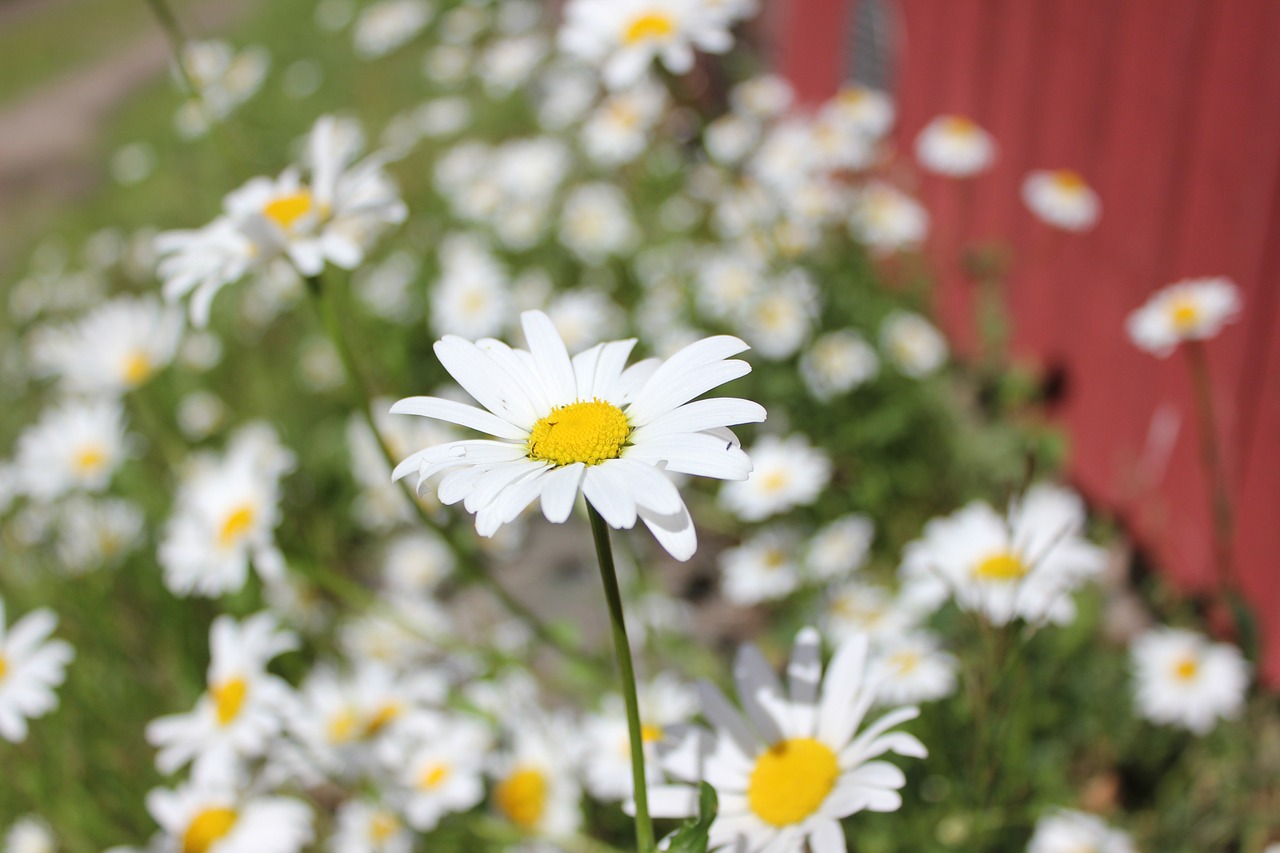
[
  {"x1": 799, "y1": 331, "x2": 880, "y2": 402},
  {"x1": 146, "y1": 768, "x2": 312, "y2": 853},
  {"x1": 730, "y1": 75, "x2": 793, "y2": 120},
  {"x1": 381, "y1": 529, "x2": 455, "y2": 598},
  {"x1": 53, "y1": 495, "x2": 145, "y2": 575},
  {"x1": 559, "y1": 0, "x2": 735, "y2": 90},
  {"x1": 0, "y1": 602, "x2": 74, "y2": 743},
  {"x1": 2, "y1": 816, "x2": 54, "y2": 853},
  {"x1": 869, "y1": 632, "x2": 957, "y2": 707},
  {"x1": 14, "y1": 398, "x2": 128, "y2": 503},
  {"x1": 719, "y1": 434, "x2": 831, "y2": 523},
  {"x1": 30, "y1": 295, "x2": 183, "y2": 395},
  {"x1": 390, "y1": 310, "x2": 765, "y2": 561},
  {"x1": 545, "y1": 288, "x2": 626, "y2": 353},
  {"x1": 880, "y1": 311, "x2": 947, "y2": 378},
  {"x1": 1125, "y1": 277, "x2": 1241, "y2": 357},
  {"x1": 352, "y1": 0, "x2": 433, "y2": 59},
  {"x1": 822, "y1": 581, "x2": 922, "y2": 647},
  {"x1": 558, "y1": 183, "x2": 639, "y2": 264},
  {"x1": 824, "y1": 85, "x2": 895, "y2": 140},
  {"x1": 581, "y1": 674, "x2": 698, "y2": 802},
  {"x1": 719, "y1": 526, "x2": 804, "y2": 606},
  {"x1": 582, "y1": 82, "x2": 668, "y2": 167},
  {"x1": 154, "y1": 218, "x2": 257, "y2": 328},
  {"x1": 1027, "y1": 808, "x2": 1136, "y2": 853},
  {"x1": 391, "y1": 712, "x2": 493, "y2": 830},
  {"x1": 805, "y1": 514, "x2": 874, "y2": 581},
  {"x1": 490, "y1": 709, "x2": 584, "y2": 837},
  {"x1": 1022, "y1": 170, "x2": 1101, "y2": 232},
  {"x1": 648, "y1": 629, "x2": 927, "y2": 853},
  {"x1": 914, "y1": 115, "x2": 996, "y2": 177},
  {"x1": 898, "y1": 484, "x2": 1107, "y2": 626},
  {"x1": 429, "y1": 234, "x2": 512, "y2": 340},
  {"x1": 329, "y1": 800, "x2": 411, "y2": 853},
  {"x1": 849, "y1": 182, "x2": 928, "y2": 255},
  {"x1": 480, "y1": 35, "x2": 550, "y2": 98},
  {"x1": 732, "y1": 270, "x2": 819, "y2": 361},
  {"x1": 1130, "y1": 626, "x2": 1249, "y2": 735}
]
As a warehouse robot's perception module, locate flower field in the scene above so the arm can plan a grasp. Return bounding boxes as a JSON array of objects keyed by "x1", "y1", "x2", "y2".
[{"x1": 0, "y1": 1, "x2": 1276, "y2": 851}]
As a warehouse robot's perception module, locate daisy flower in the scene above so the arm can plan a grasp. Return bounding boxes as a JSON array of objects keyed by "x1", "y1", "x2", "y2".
[
  {"x1": 1130, "y1": 626, "x2": 1248, "y2": 734},
  {"x1": 898, "y1": 484, "x2": 1107, "y2": 626},
  {"x1": 848, "y1": 182, "x2": 928, "y2": 256},
  {"x1": 581, "y1": 674, "x2": 698, "y2": 802},
  {"x1": 489, "y1": 709, "x2": 584, "y2": 837},
  {"x1": 558, "y1": 183, "x2": 639, "y2": 264},
  {"x1": 648, "y1": 629, "x2": 927, "y2": 852},
  {"x1": 14, "y1": 398, "x2": 128, "y2": 503},
  {"x1": 30, "y1": 295, "x2": 184, "y2": 395},
  {"x1": 719, "y1": 526, "x2": 804, "y2": 606},
  {"x1": 146, "y1": 768, "x2": 312, "y2": 853},
  {"x1": 799, "y1": 331, "x2": 880, "y2": 402},
  {"x1": 718, "y1": 434, "x2": 830, "y2": 523},
  {"x1": 1027, "y1": 808, "x2": 1136, "y2": 853},
  {"x1": 822, "y1": 581, "x2": 922, "y2": 647},
  {"x1": 824, "y1": 85, "x2": 895, "y2": 140},
  {"x1": 352, "y1": 0, "x2": 433, "y2": 59},
  {"x1": 387, "y1": 712, "x2": 492, "y2": 830},
  {"x1": 880, "y1": 311, "x2": 947, "y2": 378},
  {"x1": 1021, "y1": 169, "x2": 1101, "y2": 232},
  {"x1": 53, "y1": 495, "x2": 145, "y2": 575},
  {"x1": 1125, "y1": 277, "x2": 1241, "y2": 357},
  {"x1": 582, "y1": 82, "x2": 668, "y2": 167},
  {"x1": 869, "y1": 632, "x2": 957, "y2": 707},
  {"x1": 329, "y1": 800, "x2": 412, "y2": 853},
  {"x1": 559, "y1": 0, "x2": 735, "y2": 90},
  {"x1": 914, "y1": 115, "x2": 996, "y2": 177},
  {"x1": 3, "y1": 816, "x2": 54, "y2": 853},
  {"x1": 390, "y1": 310, "x2": 765, "y2": 561},
  {"x1": 0, "y1": 602, "x2": 75, "y2": 743},
  {"x1": 805, "y1": 514, "x2": 874, "y2": 581}
]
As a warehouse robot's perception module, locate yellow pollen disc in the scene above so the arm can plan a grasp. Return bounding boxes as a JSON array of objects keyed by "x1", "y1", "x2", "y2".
[
  {"x1": 218, "y1": 504, "x2": 256, "y2": 549},
  {"x1": 369, "y1": 811, "x2": 400, "y2": 843},
  {"x1": 419, "y1": 763, "x2": 451, "y2": 790},
  {"x1": 889, "y1": 651, "x2": 920, "y2": 675},
  {"x1": 759, "y1": 469, "x2": 788, "y2": 494},
  {"x1": 211, "y1": 677, "x2": 247, "y2": 726},
  {"x1": 328, "y1": 708, "x2": 359, "y2": 744},
  {"x1": 837, "y1": 86, "x2": 867, "y2": 106},
  {"x1": 762, "y1": 548, "x2": 787, "y2": 570},
  {"x1": 182, "y1": 807, "x2": 237, "y2": 853},
  {"x1": 494, "y1": 767, "x2": 548, "y2": 829},
  {"x1": 942, "y1": 116, "x2": 978, "y2": 136},
  {"x1": 1173, "y1": 656, "x2": 1199, "y2": 681},
  {"x1": 973, "y1": 551, "x2": 1029, "y2": 581},
  {"x1": 123, "y1": 351, "x2": 154, "y2": 386},
  {"x1": 624, "y1": 11, "x2": 676, "y2": 44},
  {"x1": 641, "y1": 723, "x2": 664, "y2": 743},
  {"x1": 363, "y1": 702, "x2": 402, "y2": 737},
  {"x1": 74, "y1": 445, "x2": 107, "y2": 475},
  {"x1": 527, "y1": 400, "x2": 630, "y2": 467},
  {"x1": 747, "y1": 738, "x2": 840, "y2": 827},
  {"x1": 263, "y1": 190, "x2": 314, "y2": 231},
  {"x1": 1052, "y1": 170, "x2": 1087, "y2": 193},
  {"x1": 1168, "y1": 297, "x2": 1201, "y2": 333},
  {"x1": 0, "y1": 654, "x2": 8, "y2": 682}
]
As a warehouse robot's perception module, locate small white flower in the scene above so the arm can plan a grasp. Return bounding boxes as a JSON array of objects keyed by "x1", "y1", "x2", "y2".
[
  {"x1": 353, "y1": 0, "x2": 433, "y2": 58},
  {"x1": 330, "y1": 800, "x2": 411, "y2": 853},
  {"x1": 880, "y1": 311, "x2": 947, "y2": 378},
  {"x1": 14, "y1": 399, "x2": 128, "y2": 503},
  {"x1": 429, "y1": 234, "x2": 512, "y2": 340},
  {"x1": 146, "y1": 767, "x2": 313, "y2": 853},
  {"x1": 805, "y1": 514, "x2": 874, "y2": 581},
  {"x1": 870, "y1": 632, "x2": 957, "y2": 707},
  {"x1": 1125, "y1": 277, "x2": 1241, "y2": 357},
  {"x1": 800, "y1": 331, "x2": 880, "y2": 401},
  {"x1": 53, "y1": 495, "x2": 144, "y2": 575},
  {"x1": 720, "y1": 526, "x2": 804, "y2": 605},
  {"x1": 0, "y1": 602, "x2": 74, "y2": 743},
  {"x1": 480, "y1": 35, "x2": 549, "y2": 97},
  {"x1": 719, "y1": 434, "x2": 831, "y2": 523},
  {"x1": 381, "y1": 530, "x2": 455, "y2": 598},
  {"x1": 849, "y1": 182, "x2": 928, "y2": 255},
  {"x1": 732, "y1": 270, "x2": 819, "y2": 361},
  {"x1": 823, "y1": 85, "x2": 895, "y2": 140},
  {"x1": 581, "y1": 675, "x2": 697, "y2": 802},
  {"x1": 489, "y1": 709, "x2": 583, "y2": 836},
  {"x1": 1022, "y1": 169, "x2": 1101, "y2": 232},
  {"x1": 558, "y1": 183, "x2": 639, "y2": 264},
  {"x1": 915, "y1": 115, "x2": 996, "y2": 177},
  {"x1": 544, "y1": 288, "x2": 626, "y2": 352},
  {"x1": 1027, "y1": 808, "x2": 1136, "y2": 853},
  {"x1": 392, "y1": 712, "x2": 492, "y2": 831},
  {"x1": 1131, "y1": 626, "x2": 1248, "y2": 735},
  {"x1": 822, "y1": 581, "x2": 922, "y2": 647},
  {"x1": 2, "y1": 816, "x2": 54, "y2": 853},
  {"x1": 730, "y1": 74, "x2": 794, "y2": 120},
  {"x1": 582, "y1": 82, "x2": 668, "y2": 167}
]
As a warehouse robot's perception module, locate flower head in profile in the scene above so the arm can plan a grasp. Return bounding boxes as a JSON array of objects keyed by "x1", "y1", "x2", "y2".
[
  {"x1": 1027, "y1": 808, "x2": 1136, "y2": 853},
  {"x1": 1125, "y1": 277, "x2": 1241, "y2": 357},
  {"x1": 0, "y1": 601, "x2": 75, "y2": 743},
  {"x1": 1022, "y1": 169, "x2": 1100, "y2": 232},
  {"x1": 914, "y1": 114, "x2": 996, "y2": 177},
  {"x1": 647, "y1": 629, "x2": 926, "y2": 853},
  {"x1": 391, "y1": 310, "x2": 765, "y2": 560},
  {"x1": 1130, "y1": 626, "x2": 1248, "y2": 735}
]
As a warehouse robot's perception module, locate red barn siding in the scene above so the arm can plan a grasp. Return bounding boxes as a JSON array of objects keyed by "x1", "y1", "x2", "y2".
[{"x1": 777, "y1": 0, "x2": 1280, "y2": 685}]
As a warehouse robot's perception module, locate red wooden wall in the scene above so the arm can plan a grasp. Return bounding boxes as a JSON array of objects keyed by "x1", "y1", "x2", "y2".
[{"x1": 776, "y1": 0, "x2": 1280, "y2": 686}]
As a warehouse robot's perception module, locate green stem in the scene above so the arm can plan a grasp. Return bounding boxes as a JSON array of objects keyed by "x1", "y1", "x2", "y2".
[
  {"x1": 588, "y1": 505, "x2": 654, "y2": 853},
  {"x1": 303, "y1": 274, "x2": 603, "y2": 669},
  {"x1": 141, "y1": 0, "x2": 199, "y2": 95}
]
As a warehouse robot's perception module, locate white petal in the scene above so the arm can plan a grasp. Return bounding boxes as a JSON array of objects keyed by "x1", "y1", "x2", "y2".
[
  {"x1": 629, "y1": 398, "x2": 767, "y2": 443},
  {"x1": 624, "y1": 433, "x2": 752, "y2": 480},
  {"x1": 539, "y1": 463, "x2": 585, "y2": 523},
  {"x1": 581, "y1": 465, "x2": 638, "y2": 528},
  {"x1": 589, "y1": 339, "x2": 639, "y2": 399},
  {"x1": 626, "y1": 335, "x2": 750, "y2": 423},
  {"x1": 817, "y1": 635, "x2": 871, "y2": 748},
  {"x1": 733, "y1": 644, "x2": 785, "y2": 744},
  {"x1": 522, "y1": 310, "x2": 578, "y2": 406},
  {"x1": 390, "y1": 396, "x2": 528, "y2": 440},
  {"x1": 434, "y1": 337, "x2": 541, "y2": 428},
  {"x1": 808, "y1": 821, "x2": 848, "y2": 853},
  {"x1": 697, "y1": 679, "x2": 758, "y2": 755},
  {"x1": 606, "y1": 459, "x2": 685, "y2": 515},
  {"x1": 637, "y1": 502, "x2": 697, "y2": 561}
]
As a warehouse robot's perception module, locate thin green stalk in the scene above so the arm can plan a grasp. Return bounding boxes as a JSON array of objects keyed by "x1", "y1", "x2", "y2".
[
  {"x1": 588, "y1": 505, "x2": 654, "y2": 853},
  {"x1": 303, "y1": 274, "x2": 603, "y2": 669},
  {"x1": 142, "y1": 0, "x2": 199, "y2": 95}
]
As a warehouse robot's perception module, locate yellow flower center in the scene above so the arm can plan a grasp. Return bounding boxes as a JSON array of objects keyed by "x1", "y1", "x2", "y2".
[
  {"x1": 759, "y1": 469, "x2": 788, "y2": 494},
  {"x1": 494, "y1": 767, "x2": 548, "y2": 829},
  {"x1": 747, "y1": 738, "x2": 840, "y2": 827},
  {"x1": 369, "y1": 811, "x2": 400, "y2": 843},
  {"x1": 942, "y1": 116, "x2": 978, "y2": 137},
  {"x1": 1052, "y1": 170, "x2": 1087, "y2": 193},
  {"x1": 218, "y1": 504, "x2": 256, "y2": 549},
  {"x1": 364, "y1": 702, "x2": 402, "y2": 737},
  {"x1": 328, "y1": 707, "x2": 360, "y2": 744},
  {"x1": 1173, "y1": 656, "x2": 1199, "y2": 681},
  {"x1": 641, "y1": 723, "x2": 664, "y2": 743},
  {"x1": 624, "y1": 11, "x2": 676, "y2": 45},
  {"x1": 527, "y1": 400, "x2": 630, "y2": 467},
  {"x1": 183, "y1": 807, "x2": 238, "y2": 853},
  {"x1": 263, "y1": 190, "x2": 314, "y2": 231},
  {"x1": 973, "y1": 551, "x2": 1029, "y2": 581},
  {"x1": 1167, "y1": 297, "x2": 1201, "y2": 333},
  {"x1": 123, "y1": 351, "x2": 154, "y2": 386},
  {"x1": 74, "y1": 444, "x2": 108, "y2": 475},
  {"x1": 419, "y1": 763, "x2": 452, "y2": 790},
  {"x1": 211, "y1": 677, "x2": 247, "y2": 727},
  {"x1": 888, "y1": 650, "x2": 920, "y2": 675},
  {"x1": 0, "y1": 654, "x2": 8, "y2": 682},
  {"x1": 837, "y1": 86, "x2": 868, "y2": 107},
  {"x1": 762, "y1": 548, "x2": 787, "y2": 570}
]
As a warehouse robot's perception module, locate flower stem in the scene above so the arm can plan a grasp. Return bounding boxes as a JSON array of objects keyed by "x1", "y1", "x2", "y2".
[
  {"x1": 302, "y1": 274, "x2": 604, "y2": 669},
  {"x1": 587, "y1": 505, "x2": 654, "y2": 853}
]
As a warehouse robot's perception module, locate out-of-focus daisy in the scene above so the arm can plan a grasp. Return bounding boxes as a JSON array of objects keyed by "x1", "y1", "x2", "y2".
[
  {"x1": 173, "y1": 40, "x2": 270, "y2": 139},
  {"x1": 870, "y1": 632, "x2": 957, "y2": 707},
  {"x1": 719, "y1": 526, "x2": 804, "y2": 606},
  {"x1": 704, "y1": 114, "x2": 761, "y2": 166},
  {"x1": 558, "y1": 183, "x2": 639, "y2": 264},
  {"x1": 14, "y1": 399, "x2": 128, "y2": 502},
  {"x1": 480, "y1": 35, "x2": 550, "y2": 98},
  {"x1": 719, "y1": 434, "x2": 830, "y2": 523},
  {"x1": 559, "y1": 0, "x2": 736, "y2": 90},
  {"x1": 1027, "y1": 808, "x2": 1136, "y2": 853},
  {"x1": 849, "y1": 182, "x2": 928, "y2": 255},
  {"x1": 392, "y1": 712, "x2": 492, "y2": 831},
  {"x1": 824, "y1": 85, "x2": 895, "y2": 140},
  {"x1": 800, "y1": 331, "x2": 879, "y2": 402},
  {"x1": 581, "y1": 674, "x2": 698, "y2": 802},
  {"x1": 330, "y1": 800, "x2": 411, "y2": 853},
  {"x1": 353, "y1": 0, "x2": 433, "y2": 59},
  {"x1": 582, "y1": 82, "x2": 667, "y2": 167},
  {"x1": 899, "y1": 484, "x2": 1107, "y2": 626},
  {"x1": 805, "y1": 514, "x2": 874, "y2": 582},
  {"x1": 695, "y1": 252, "x2": 764, "y2": 322},
  {"x1": 429, "y1": 234, "x2": 512, "y2": 340},
  {"x1": 732, "y1": 270, "x2": 819, "y2": 361},
  {"x1": 381, "y1": 530, "x2": 455, "y2": 598},
  {"x1": 146, "y1": 768, "x2": 313, "y2": 853},
  {"x1": 880, "y1": 311, "x2": 947, "y2": 378},
  {"x1": 2, "y1": 815, "x2": 54, "y2": 853},
  {"x1": 1130, "y1": 626, "x2": 1248, "y2": 735},
  {"x1": 30, "y1": 295, "x2": 183, "y2": 395},
  {"x1": 347, "y1": 399, "x2": 457, "y2": 531},
  {"x1": 1022, "y1": 169, "x2": 1100, "y2": 232},
  {"x1": 390, "y1": 310, "x2": 764, "y2": 561},
  {"x1": 158, "y1": 424, "x2": 295, "y2": 597},
  {"x1": 53, "y1": 495, "x2": 144, "y2": 575},
  {"x1": 730, "y1": 74, "x2": 793, "y2": 120},
  {"x1": 648, "y1": 629, "x2": 927, "y2": 852},
  {"x1": 914, "y1": 115, "x2": 996, "y2": 177},
  {"x1": 822, "y1": 581, "x2": 921, "y2": 647},
  {"x1": 545, "y1": 288, "x2": 627, "y2": 352},
  {"x1": 146, "y1": 612, "x2": 298, "y2": 776},
  {"x1": 1125, "y1": 277, "x2": 1241, "y2": 358},
  {"x1": 0, "y1": 602, "x2": 74, "y2": 743},
  {"x1": 489, "y1": 710, "x2": 583, "y2": 836}
]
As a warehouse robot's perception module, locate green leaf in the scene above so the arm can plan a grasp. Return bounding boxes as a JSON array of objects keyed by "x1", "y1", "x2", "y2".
[{"x1": 662, "y1": 783, "x2": 718, "y2": 853}]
